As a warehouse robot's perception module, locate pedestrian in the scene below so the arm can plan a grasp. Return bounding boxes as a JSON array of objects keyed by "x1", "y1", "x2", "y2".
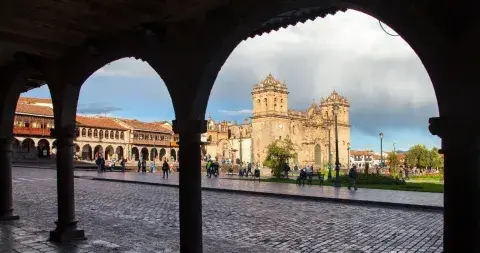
[
  {"x1": 141, "y1": 159, "x2": 147, "y2": 173},
  {"x1": 121, "y1": 158, "x2": 126, "y2": 172},
  {"x1": 96, "y1": 154, "x2": 102, "y2": 173},
  {"x1": 101, "y1": 156, "x2": 106, "y2": 172},
  {"x1": 150, "y1": 161, "x2": 155, "y2": 173},
  {"x1": 247, "y1": 162, "x2": 253, "y2": 177},
  {"x1": 348, "y1": 165, "x2": 358, "y2": 190},
  {"x1": 137, "y1": 160, "x2": 141, "y2": 172},
  {"x1": 162, "y1": 160, "x2": 170, "y2": 179}
]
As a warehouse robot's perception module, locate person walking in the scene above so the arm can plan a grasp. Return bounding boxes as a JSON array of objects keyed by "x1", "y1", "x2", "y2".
[
  {"x1": 348, "y1": 165, "x2": 358, "y2": 190},
  {"x1": 121, "y1": 158, "x2": 126, "y2": 172},
  {"x1": 150, "y1": 161, "x2": 155, "y2": 173},
  {"x1": 137, "y1": 160, "x2": 141, "y2": 172},
  {"x1": 100, "y1": 156, "x2": 106, "y2": 172},
  {"x1": 162, "y1": 160, "x2": 170, "y2": 179},
  {"x1": 141, "y1": 159, "x2": 147, "y2": 173},
  {"x1": 96, "y1": 154, "x2": 102, "y2": 173},
  {"x1": 247, "y1": 162, "x2": 253, "y2": 177}
]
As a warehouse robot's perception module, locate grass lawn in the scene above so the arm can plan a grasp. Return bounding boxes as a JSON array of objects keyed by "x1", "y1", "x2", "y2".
[{"x1": 223, "y1": 177, "x2": 444, "y2": 193}]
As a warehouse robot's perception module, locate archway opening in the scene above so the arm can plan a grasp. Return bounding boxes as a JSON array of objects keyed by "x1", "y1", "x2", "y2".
[
  {"x1": 82, "y1": 144, "x2": 92, "y2": 160},
  {"x1": 150, "y1": 148, "x2": 158, "y2": 162},
  {"x1": 21, "y1": 138, "x2": 35, "y2": 153},
  {"x1": 170, "y1": 149, "x2": 177, "y2": 162},
  {"x1": 132, "y1": 147, "x2": 139, "y2": 161},
  {"x1": 159, "y1": 148, "x2": 166, "y2": 161},
  {"x1": 94, "y1": 145, "x2": 104, "y2": 159},
  {"x1": 116, "y1": 146, "x2": 124, "y2": 160},
  {"x1": 105, "y1": 145, "x2": 114, "y2": 160},
  {"x1": 141, "y1": 147, "x2": 149, "y2": 161},
  {"x1": 37, "y1": 139, "x2": 50, "y2": 158},
  {"x1": 314, "y1": 144, "x2": 322, "y2": 167}
]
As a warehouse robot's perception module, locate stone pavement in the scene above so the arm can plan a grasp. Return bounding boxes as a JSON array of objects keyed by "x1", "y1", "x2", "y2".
[
  {"x1": 74, "y1": 171, "x2": 443, "y2": 209},
  {"x1": 2, "y1": 167, "x2": 443, "y2": 253}
]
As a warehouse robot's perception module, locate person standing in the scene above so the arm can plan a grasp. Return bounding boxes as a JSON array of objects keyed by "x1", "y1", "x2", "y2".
[
  {"x1": 162, "y1": 160, "x2": 170, "y2": 179},
  {"x1": 247, "y1": 162, "x2": 253, "y2": 177},
  {"x1": 348, "y1": 165, "x2": 358, "y2": 190},
  {"x1": 100, "y1": 156, "x2": 106, "y2": 172},
  {"x1": 121, "y1": 158, "x2": 126, "y2": 172},
  {"x1": 150, "y1": 161, "x2": 155, "y2": 173},
  {"x1": 141, "y1": 159, "x2": 147, "y2": 173},
  {"x1": 137, "y1": 160, "x2": 141, "y2": 172},
  {"x1": 96, "y1": 154, "x2": 102, "y2": 173}
]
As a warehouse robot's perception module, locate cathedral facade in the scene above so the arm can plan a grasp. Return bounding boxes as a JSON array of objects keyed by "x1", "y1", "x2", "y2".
[{"x1": 204, "y1": 74, "x2": 351, "y2": 169}]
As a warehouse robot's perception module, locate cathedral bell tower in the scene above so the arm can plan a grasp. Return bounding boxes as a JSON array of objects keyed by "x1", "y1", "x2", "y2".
[{"x1": 252, "y1": 73, "x2": 289, "y2": 118}]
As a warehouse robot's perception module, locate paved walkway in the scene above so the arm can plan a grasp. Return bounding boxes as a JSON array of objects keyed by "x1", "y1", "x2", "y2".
[{"x1": 74, "y1": 171, "x2": 443, "y2": 209}]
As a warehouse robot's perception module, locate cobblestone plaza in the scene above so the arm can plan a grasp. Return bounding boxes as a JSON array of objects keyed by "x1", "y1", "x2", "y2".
[{"x1": 1, "y1": 167, "x2": 443, "y2": 253}]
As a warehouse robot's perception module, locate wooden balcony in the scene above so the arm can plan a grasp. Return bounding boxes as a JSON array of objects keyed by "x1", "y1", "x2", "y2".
[
  {"x1": 13, "y1": 126, "x2": 51, "y2": 137},
  {"x1": 131, "y1": 139, "x2": 171, "y2": 147}
]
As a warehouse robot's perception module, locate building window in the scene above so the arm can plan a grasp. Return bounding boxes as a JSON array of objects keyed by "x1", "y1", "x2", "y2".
[
  {"x1": 87, "y1": 129, "x2": 92, "y2": 137},
  {"x1": 120, "y1": 132, "x2": 124, "y2": 140},
  {"x1": 94, "y1": 129, "x2": 98, "y2": 138},
  {"x1": 115, "y1": 131, "x2": 119, "y2": 139},
  {"x1": 99, "y1": 130, "x2": 104, "y2": 138},
  {"x1": 105, "y1": 130, "x2": 109, "y2": 139},
  {"x1": 81, "y1": 128, "x2": 86, "y2": 137}
]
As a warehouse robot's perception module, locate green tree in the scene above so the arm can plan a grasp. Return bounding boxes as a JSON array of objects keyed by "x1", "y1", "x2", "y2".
[
  {"x1": 263, "y1": 139, "x2": 295, "y2": 178},
  {"x1": 405, "y1": 145, "x2": 429, "y2": 169},
  {"x1": 427, "y1": 147, "x2": 443, "y2": 169},
  {"x1": 387, "y1": 152, "x2": 400, "y2": 177}
]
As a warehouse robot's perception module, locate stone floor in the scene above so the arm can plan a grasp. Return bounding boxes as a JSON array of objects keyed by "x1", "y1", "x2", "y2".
[
  {"x1": 74, "y1": 170, "x2": 443, "y2": 209},
  {"x1": 2, "y1": 167, "x2": 443, "y2": 253}
]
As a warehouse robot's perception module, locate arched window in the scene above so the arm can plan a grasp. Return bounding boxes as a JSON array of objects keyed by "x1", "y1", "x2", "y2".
[
  {"x1": 81, "y1": 128, "x2": 86, "y2": 137},
  {"x1": 93, "y1": 129, "x2": 98, "y2": 138},
  {"x1": 76, "y1": 128, "x2": 80, "y2": 137},
  {"x1": 120, "y1": 132, "x2": 124, "y2": 140},
  {"x1": 109, "y1": 131, "x2": 113, "y2": 139},
  {"x1": 99, "y1": 130, "x2": 104, "y2": 138},
  {"x1": 105, "y1": 130, "x2": 109, "y2": 139},
  {"x1": 115, "y1": 131, "x2": 119, "y2": 139}
]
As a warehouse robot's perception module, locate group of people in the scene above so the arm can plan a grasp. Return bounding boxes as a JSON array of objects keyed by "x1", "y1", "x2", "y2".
[
  {"x1": 137, "y1": 159, "x2": 171, "y2": 179},
  {"x1": 96, "y1": 154, "x2": 127, "y2": 172}
]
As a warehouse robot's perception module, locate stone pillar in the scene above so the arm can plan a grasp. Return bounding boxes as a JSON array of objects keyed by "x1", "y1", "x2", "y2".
[
  {"x1": 49, "y1": 125, "x2": 85, "y2": 241},
  {"x1": 173, "y1": 119, "x2": 206, "y2": 253},
  {"x1": 429, "y1": 117, "x2": 480, "y2": 252},
  {"x1": 0, "y1": 137, "x2": 19, "y2": 221}
]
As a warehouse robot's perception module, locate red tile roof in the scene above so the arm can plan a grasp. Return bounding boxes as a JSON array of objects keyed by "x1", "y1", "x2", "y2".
[
  {"x1": 350, "y1": 150, "x2": 374, "y2": 156},
  {"x1": 76, "y1": 116, "x2": 127, "y2": 130},
  {"x1": 18, "y1": 97, "x2": 53, "y2": 105},
  {"x1": 118, "y1": 119, "x2": 172, "y2": 133},
  {"x1": 15, "y1": 103, "x2": 54, "y2": 117}
]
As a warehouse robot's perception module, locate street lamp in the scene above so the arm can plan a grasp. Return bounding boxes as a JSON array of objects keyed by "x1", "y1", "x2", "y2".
[
  {"x1": 333, "y1": 103, "x2": 341, "y2": 187},
  {"x1": 379, "y1": 132, "x2": 384, "y2": 168},
  {"x1": 325, "y1": 123, "x2": 332, "y2": 180},
  {"x1": 347, "y1": 142, "x2": 351, "y2": 169},
  {"x1": 239, "y1": 126, "x2": 243, "y2": 164}
]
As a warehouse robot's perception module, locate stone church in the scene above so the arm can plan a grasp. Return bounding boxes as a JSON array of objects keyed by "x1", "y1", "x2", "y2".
[{"x1": 204, "y1": 73, "x2": 351, "y2": 169}]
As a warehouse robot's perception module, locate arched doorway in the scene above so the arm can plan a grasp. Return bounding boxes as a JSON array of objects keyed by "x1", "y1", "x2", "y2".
[
  {"x1": 150, "y1": 148, "x2": 158, "y2": 162},
  {"x1": 74, "y1": 144, "x2": 81, "y2": 157},
  {"x1": 314, "y1": 144, "x2": 322, "y2": 167},
  {"x1": 51, "y1": 140, "x2": 57, "y2": 155},
  {"x1": 105, "y1": 145, "x2": 114, "y2": 160},
  {"x1": 12, "y1": 139, "x2": 20, "y2": 153},
  {"x1": 159, "y1": 148, "x2": 166, "y2": 161},
  {"x1": 82, "y1": 144, "x2": 92, "y2": 160},
  {"x1": 94, "y1": 145, "x2": 103, "y2": 159},
  {"x1": 21, "y1": 138, "x2": 35, "y2": 153},
  {"x1": 141, "y1": 147, "x2": 149, "y2": 161},
  {"x1": 170, "y1": 149, "x2": 177, "y2": 162},
  {"x1": 131, "y1": 147, "x2": 139, "y2": 161},
  {"x1": 116, "y1": 146, "x2": 124, "y2": 160},
  {"x1": 37, "y1": 139, "x2": 50, "y2": 158}
]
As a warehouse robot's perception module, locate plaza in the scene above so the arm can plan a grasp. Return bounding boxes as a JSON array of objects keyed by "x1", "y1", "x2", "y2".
[{"x1": 2, "y1": 167, "x2": 443, "y2": 253}]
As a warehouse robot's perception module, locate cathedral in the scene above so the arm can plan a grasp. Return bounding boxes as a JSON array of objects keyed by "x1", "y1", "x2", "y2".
[{"x1": 204, "y1": 73, "x2": 351, "y2": 169}]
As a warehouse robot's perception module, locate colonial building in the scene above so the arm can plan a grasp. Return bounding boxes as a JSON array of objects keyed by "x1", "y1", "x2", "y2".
[
  {"x1": 204, "y1": 73, "x2": 351, "y2": 168},
  {"x1": 13, "y1": 97, "x2": 179, "y2": 163}
]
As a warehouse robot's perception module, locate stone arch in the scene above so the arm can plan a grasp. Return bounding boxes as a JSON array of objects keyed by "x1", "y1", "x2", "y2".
[
  {"x1": 141, "y1": 147, "x2": 149, "y2": 161},
  {"x1": 170, "y1": 149, "x2": 177, "y2": 162},
  {"x1": 21, "y1": 138, "x2": 35, "y2": 152},
  {"x1": 82, "y1": 144, "x2": 92, "y2": 160},
  {"x1": 105, "y1": 145, "x2": 114, "y2": 160},
  {"x1": 94, "y1": 145, "x2": 103, "y2": 159},
  {"x1": 12, "y1": 138, "x2": 21, "y2": 153},
  {"x1": 74, "y1": 143, "x2": 81, "y2": 155},
  {"x1": 37, "y1": 139, "x2": 50, "y2": 158},
  {"x1": 115, "y1": 146, "x2": 124, "y2": 160},
  {"x1": 159, "y1": 148, "x2": 166, "y2": 161},
  {"x1": 314, "y1": 144, "x2": 322, "y2": 167},
  {"x1": 150, "y1": 148, "x2": 158, "y2": 161},
  {"x1": 131, "y1": 147, "x2": 139, "y2": 161}
]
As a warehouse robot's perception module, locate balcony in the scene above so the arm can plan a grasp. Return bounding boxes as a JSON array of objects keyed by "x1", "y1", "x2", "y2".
[
  {"x1": 13, "y1": 126, "x2": 51, "y2": 137},
  {"x1": 131, "y1": 139, "x2": 171, "y2": 146}
]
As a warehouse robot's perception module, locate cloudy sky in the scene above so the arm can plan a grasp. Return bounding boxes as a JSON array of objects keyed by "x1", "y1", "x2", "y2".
[{"x1": 23, "y1": 10, "x2": 440, "y2": 152}]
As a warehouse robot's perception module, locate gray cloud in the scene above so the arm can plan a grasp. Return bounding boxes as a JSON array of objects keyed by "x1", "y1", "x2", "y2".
[{"x1": 77, "y1": 103, "x2": 122, "y2": 115}]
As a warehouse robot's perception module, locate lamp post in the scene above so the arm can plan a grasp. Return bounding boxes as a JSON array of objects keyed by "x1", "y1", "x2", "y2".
[
  {"x1": 347, "y1": 142, "x2": 351, "y2": 169},
  {"x1": 333, "y1": 103, "x2": 341, "y2": 187},
  {"x1": 379, "y1": 132, "x2": 384, "y2": 168},
  {"x1": 239, "y1": 126, "x2": 243, "y2": 164},
  {"x1": 326, "y1": 124, "x2": 332, "y2": 180}
]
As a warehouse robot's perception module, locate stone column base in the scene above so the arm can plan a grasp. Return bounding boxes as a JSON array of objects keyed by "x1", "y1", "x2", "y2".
[{"x1": 49, "y1": 221, "x2": 86, "y2": 242}]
